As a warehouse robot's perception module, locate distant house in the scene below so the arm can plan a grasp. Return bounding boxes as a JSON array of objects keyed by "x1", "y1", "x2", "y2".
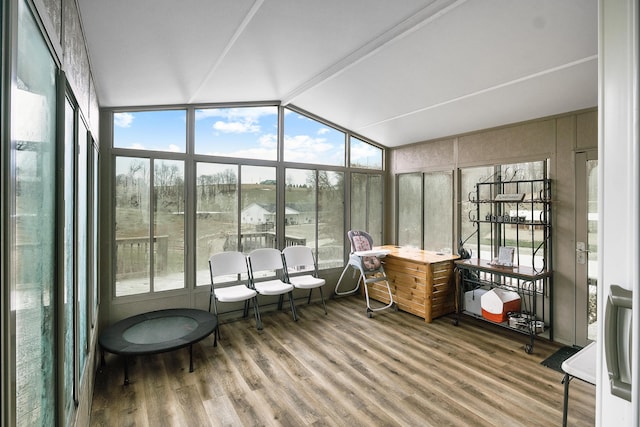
[
  {"x1": 241, "y1": 203, "x2": 272, "y2": 224},
  {"x1": 241, "y1": 203, "x2": 301, "y2": 225}
]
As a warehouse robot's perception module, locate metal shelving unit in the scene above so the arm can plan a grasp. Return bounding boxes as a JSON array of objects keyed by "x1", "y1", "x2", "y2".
[{"x1": 455, "y1": 177, "x2": 553, "y2": 353}]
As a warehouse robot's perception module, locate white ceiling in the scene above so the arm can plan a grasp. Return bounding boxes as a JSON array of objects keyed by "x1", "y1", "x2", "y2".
[{"x1": 78, "y1": 0, "x2": 597, "y2": 148}]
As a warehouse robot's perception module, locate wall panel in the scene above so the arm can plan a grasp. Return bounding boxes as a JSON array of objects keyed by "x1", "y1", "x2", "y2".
[{"x1": 389, "y1": 109, "x2": 598, "y2": 346}]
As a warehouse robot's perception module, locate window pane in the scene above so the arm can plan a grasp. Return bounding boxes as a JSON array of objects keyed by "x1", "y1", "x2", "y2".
[
  {"x1": 115, "y1": 157, "x2": 151, "y2": 296},
  {"x1": 459, "y1": 166, "x2": 493, "y2": 259},
  {"x1": 92, "y1": 144, "x2": 99, "y2": 313},
  {"x1": 499, "y1": 161, "x2": 548, "y2": 268},
  {"x1": 285, "y1": 168, "x2": 316, "y2": 249},
  {"x1": 63, "y1": 99, "x2": 75, "y2": 417},
  {"x1": 113, "y1": 110, "x2": 186, "y2": 152},
  {"x1": 77, "y1": 120, "x2": 89, "y2": 377},
  {"x1": 154, "y1": 160, "x2": 185, "y2": 291},
  {"x1": 241, "y1": 165, "x2": 277, "y2": 251},
  {"x1": 350, "y1": 173, "x2": 367, "y2": 233},
  {"x1": 194, "y1": 106, "x2": 278, "y2": 160},
  {"x1": 368, "y1": 175, "x2": 383, "y2": 245},
  {"x1": 350, "y1": 136, "x2": 382, "y2": 169},
  {"x1": 284, "y1": 108, "x2": 345, "y2": 166},
  {"x1": 318, "y1": 171, "x2": 344, "y2": 268},
  {"x1": 196, "y1": 163, "x2": 238, "y2": 286},
  {"x1": 12, "y1": 0, "x2": 58, "y2": 422},
  {"x1": 424, "y1": 172, "x2": 453, "y2": 252},
  {"x1": 350, "y1": 173, "x2": 383, "y2": 245},
  {"x1": 397, "y1": 173, "x2": 422, "y2": 247}
]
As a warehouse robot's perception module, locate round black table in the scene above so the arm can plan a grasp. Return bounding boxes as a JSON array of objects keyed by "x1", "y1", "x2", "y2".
[{"x1": 99, "y1": 308, "x2": 217, "y2": 385}]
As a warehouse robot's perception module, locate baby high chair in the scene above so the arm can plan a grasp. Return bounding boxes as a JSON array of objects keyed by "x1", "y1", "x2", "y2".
[{"x1": 334, "y1": 230, "x2": 395, "y2": 317}]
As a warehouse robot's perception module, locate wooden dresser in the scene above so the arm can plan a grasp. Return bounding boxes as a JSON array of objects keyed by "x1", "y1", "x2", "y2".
[{"x1": 366, "y1": 245, "x2": 459, "y2": 322}]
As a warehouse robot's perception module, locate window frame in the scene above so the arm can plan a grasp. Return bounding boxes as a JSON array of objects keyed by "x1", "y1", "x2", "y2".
[{"x1": 109, "y1": 104, "x2": 385, "y2": 300}]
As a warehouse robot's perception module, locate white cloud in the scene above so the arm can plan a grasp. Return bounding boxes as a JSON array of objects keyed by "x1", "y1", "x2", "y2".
[
  {"x1": 258, "y1": 133, "x2": 277, "y2": 148},
  {"x1": 317, "y1": 127, "x2": 330, "y2": 135},
  {"x1": 195, "y1": 106, "x2": 276, "y2": 121},
  {"x1": 213, "y1": 120, "x2": 260, "y2": 134},
  {"x1": 282, "y1": 134, "x2": 337, "y2": 163},
  {"x1": 201, "y1": 146, "x2": 278, "y2": 161},
  {"x1": 114, "y1": 112, "x2": 134, "y2": 128}
]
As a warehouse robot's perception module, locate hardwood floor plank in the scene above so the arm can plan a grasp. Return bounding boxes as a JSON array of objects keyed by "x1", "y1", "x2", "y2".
[
  {"x1": 91, "y1": 295, "x2": 595, "y2": 426},
  {"x1": 175, "y1": 384, "x2": 214, "y2": 426},
  {"x1": 202, "y1": 394, "x2": 244, "y2": 426}
]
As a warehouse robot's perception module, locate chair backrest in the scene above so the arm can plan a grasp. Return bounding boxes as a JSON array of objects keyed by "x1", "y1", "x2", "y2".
[
  {"x1": 209, "y1": 251, "x2": 249, "y2": 284},
  {"x1": 347, "y1": 230, "x2": 381, "y2": 272},
  {"x1": 347, "y1": 230, "x2": 374, "y2": 253},
  {"x1": 282, "y1": 245, "x2": 317, "y2": 274},
  {"x1": 247, "y1": 248, "x2": 285, "y2": 278}
]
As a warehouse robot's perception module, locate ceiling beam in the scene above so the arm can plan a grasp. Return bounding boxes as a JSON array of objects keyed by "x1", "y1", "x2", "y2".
[
  {"x1": 188, "y1": 0, "x2": 266, "y2": 104},
  {"x1": 280, "y1": 0, "x2": 467, "y2": 107}
]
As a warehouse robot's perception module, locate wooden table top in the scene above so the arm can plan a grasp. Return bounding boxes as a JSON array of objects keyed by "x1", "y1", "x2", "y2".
[{"x1": 376, "y1": 245, "x2": 460, "y2": 264}]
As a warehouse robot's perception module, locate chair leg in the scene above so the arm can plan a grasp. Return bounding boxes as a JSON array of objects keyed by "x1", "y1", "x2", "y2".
[
  {"x1": 243, "y1": 299, "x2": 249, "y2": 318},
  {"x1": 212, "y1": 299, "x2": 221, "y2": 344},
  {"x1": 289, "y1": 291, "x2": 298, "y2": 321},
  {"x1": 253, "y1": 297, "x2": 263, "y2": 330},
  {"x1": 562, "y1": 373, "x2": 572, "y2": 427},
  {"x1": 307, "y1": 289, "x2": 313, "y2": 304},
  {"x1": 319, "y1": 287, "x2": 327, "y2": 315}
]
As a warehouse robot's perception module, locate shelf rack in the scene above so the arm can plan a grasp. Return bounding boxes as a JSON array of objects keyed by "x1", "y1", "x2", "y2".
[{"x1": 456, "y1": 177, "x2": 553, "y2": 353}]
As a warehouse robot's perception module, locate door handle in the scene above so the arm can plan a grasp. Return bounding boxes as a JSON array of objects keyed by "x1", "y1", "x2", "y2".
[
  {"x1": 604, "y1": 284, "x2": 632, "y2": 401},
  {"x1": 576, "y1": 242, "x2": 589, "y2": 264}
]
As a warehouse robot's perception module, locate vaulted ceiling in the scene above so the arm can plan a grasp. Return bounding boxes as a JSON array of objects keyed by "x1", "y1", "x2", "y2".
[{"x1": 78, "y1": 0, "x2": 597, "y2": 148}]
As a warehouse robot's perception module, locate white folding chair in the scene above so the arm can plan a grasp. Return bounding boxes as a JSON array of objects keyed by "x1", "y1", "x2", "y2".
[
  {"x1": 282, "y1": 246, "x2": 327, "y2": 315},
  {"x1": 247, "y1": 248, "x2": 298, "y2": 321},
  {"x1": 209, "y1": 251, "x2": 263, "y2": 345},
  {"x1": 561, "y1": 342, "x2": 596, "y2": 427},
  {"x1": 334, "y1": 230, "x2": 394, "y2": 317}
]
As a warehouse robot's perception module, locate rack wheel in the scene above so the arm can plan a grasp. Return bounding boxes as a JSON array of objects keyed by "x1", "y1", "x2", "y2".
[
  {"x1": 452, "y1": 318, "x2": 459, "y2": 326},
  {"x1": 393, "y1": 303, "x2": 399, "y2": 312},
  {"x1": 525, "y1": 344, "x2": 533, "y2": 354},
  {"x1": 367, "y1": 311, "x2": 373, "y2": 318}
]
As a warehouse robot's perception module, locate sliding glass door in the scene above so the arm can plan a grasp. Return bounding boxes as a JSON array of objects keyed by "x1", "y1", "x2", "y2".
[{"x1": 10, "y1": 0, "x2": 58, "y2": 424}]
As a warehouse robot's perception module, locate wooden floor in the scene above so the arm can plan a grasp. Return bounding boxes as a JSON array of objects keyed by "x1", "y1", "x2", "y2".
[{"x1": 90, "y1": 296, "x2": 595, "y2": 426}]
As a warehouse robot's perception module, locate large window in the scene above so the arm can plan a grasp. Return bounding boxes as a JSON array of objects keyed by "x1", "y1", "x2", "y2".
[
  {"x1": 112, "y1": 106, "x2": 384, "y2": 297},
  {"x1": 396, "y1": 171, "x2": 453, "y2": 252},
  {"x1": 115, "y1": 157, "x2": 151, "y2": 296},
  {"x1": 459, "y1": 161, "x2": 548, "y2": 265},
  {"x1": 196, "y1": 162, "x2": 239, "y2": 285},
  {"x1": 113, "y1": 108, "x2": 187, "y2": 297},
  {"x1": 11, "y1": 1, "x2": 58, "y2": 423},
  {"x1": 114, "y1": 110, "x2": 186, "y2": 152},
  {"x1": 283, "y1": 107, "x2": 346, "y2": 166},
  {"x1": 240, "y1": 165, "x2": 277, "y2": 250},
  {"x1": 114, "y1": 157, "x2": 186, "y2": 296},
  {"x1": 351, "y1": 173, "x2": 383, "y2": 245},
  {"x1": 63, "y1": 98, "x2": 75, "y2": 419},
  {"x1": 350, "y1": 136, "x2": 383, "y2": 169},
  {"x1": 397, "y1": 173, "x2": 422, "y2": 247},
  {"x1": 285, "y1": 169, "x2": 345, "y2": 269},
  {"x1": 424, "y1": 172, "x2": 453, "y2": 252},
  {"x1": 194, "y1": 106, "x2": 278, "y2": 160},
  {"x1": 154, "y1": 159, "x2": 185, "y2": 291}
]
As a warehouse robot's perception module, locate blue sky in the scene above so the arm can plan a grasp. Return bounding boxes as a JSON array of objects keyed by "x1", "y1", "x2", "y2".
[{"x1": 113, "y1": 107, "x2": 381, "y2": 168}]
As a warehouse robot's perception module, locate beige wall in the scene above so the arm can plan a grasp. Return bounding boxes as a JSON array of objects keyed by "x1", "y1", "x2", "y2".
[{"x1": 387, "y1": 108, "x2": 598, "y2": 346}]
